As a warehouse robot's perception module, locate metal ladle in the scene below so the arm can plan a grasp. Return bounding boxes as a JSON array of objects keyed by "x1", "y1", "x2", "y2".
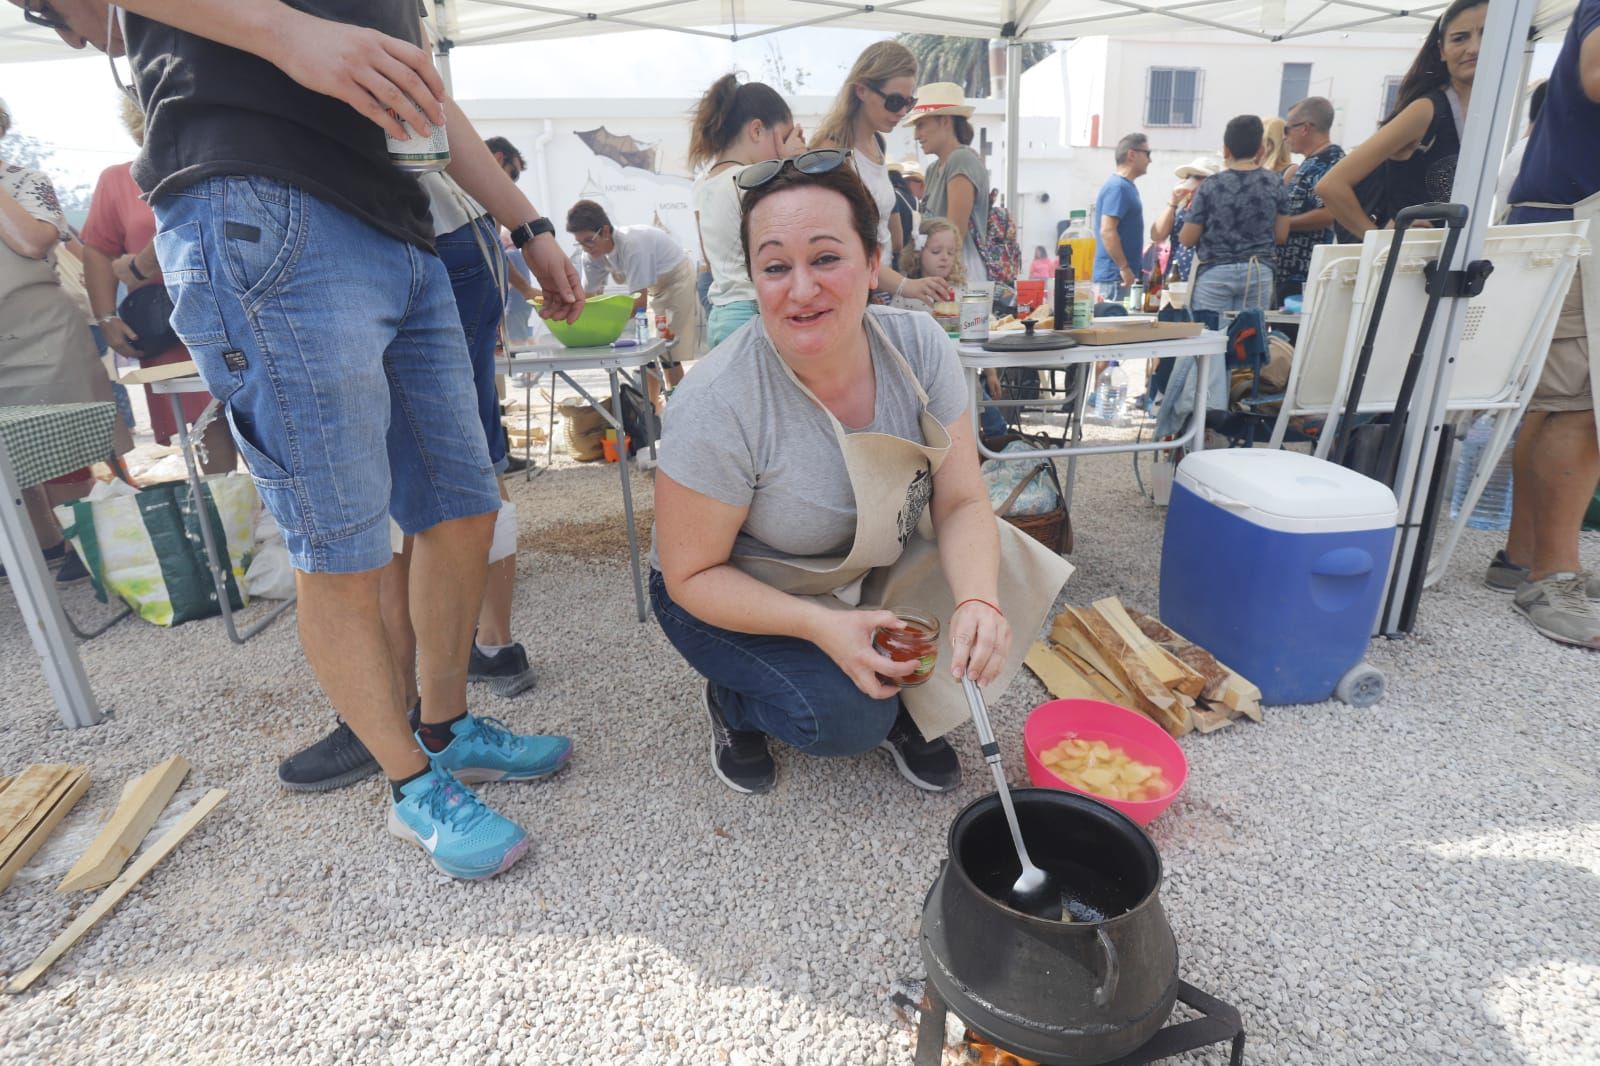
[{"x1": 961, "y1": 676, "x2": 1063, "y2": 921}]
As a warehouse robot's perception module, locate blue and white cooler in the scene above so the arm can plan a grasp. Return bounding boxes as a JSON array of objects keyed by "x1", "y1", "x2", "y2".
[{"x1": 1159, "y1": 449, "x2": 1396, "y2": 707}]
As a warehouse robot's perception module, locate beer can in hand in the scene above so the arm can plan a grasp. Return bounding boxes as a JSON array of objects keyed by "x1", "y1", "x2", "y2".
[{"x1": 386, "y1": 99, "x2": 450, "y2": 173}]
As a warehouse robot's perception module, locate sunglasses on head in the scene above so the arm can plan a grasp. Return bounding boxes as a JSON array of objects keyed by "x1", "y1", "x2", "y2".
[
  {"x1": 22, "y1": 0, "x2": 68, "y2": 31},
  {"x1": 865, "y1": 84, "x2": 917, "y2": 113},
  {"x1": 735, "y1": 148, "x2": 852, "y2": 191}
]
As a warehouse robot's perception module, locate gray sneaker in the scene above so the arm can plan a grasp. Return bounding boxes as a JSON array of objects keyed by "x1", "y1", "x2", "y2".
[
  {"x1": 1487, "y1": 552, "x2": 1600, "y2": 599},
  {"x1": 1512, "y1": 572, "x2": 1600, "y2": 649}
]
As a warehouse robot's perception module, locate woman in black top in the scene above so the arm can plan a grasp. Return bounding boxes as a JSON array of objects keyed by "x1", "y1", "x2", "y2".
[{"x1": 1318, "y1": 0, "x2": 1485, "y2": 237}]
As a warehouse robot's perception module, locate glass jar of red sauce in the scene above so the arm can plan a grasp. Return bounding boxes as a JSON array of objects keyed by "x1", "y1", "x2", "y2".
[{"x1": 873, "y1": 607, "x2": 941, "y2": 688}]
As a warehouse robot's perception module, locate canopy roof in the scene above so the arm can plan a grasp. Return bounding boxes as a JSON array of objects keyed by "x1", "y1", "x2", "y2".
[
  {"x1": 0, "y1": 0, "x2": 1577, "y2": 64},
  {"x1": 425, "y1": 0, "x2": 1576, "y2": 47}
]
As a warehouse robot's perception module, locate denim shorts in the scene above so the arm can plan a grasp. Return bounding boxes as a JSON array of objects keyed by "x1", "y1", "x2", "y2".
[
  {"x1": 153, "y1": 176, "x2": 500, "y2": 574},
  {"x1": 435, "y1": 216, "x2": 509, "y2": 472}
]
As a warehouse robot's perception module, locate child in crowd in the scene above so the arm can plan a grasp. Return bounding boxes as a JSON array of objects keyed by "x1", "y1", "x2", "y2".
[{"x1": 893, "y1": 217, "x2": 966, "y2": 310}]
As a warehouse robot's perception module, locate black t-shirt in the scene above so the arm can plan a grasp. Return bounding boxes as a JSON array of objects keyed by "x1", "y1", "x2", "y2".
[{"x1": 126, "y1": 1, "x2": 434, "y2": 250}]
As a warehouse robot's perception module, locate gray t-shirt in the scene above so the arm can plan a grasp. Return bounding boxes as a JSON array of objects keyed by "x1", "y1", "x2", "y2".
[
  {"x1": 650, "y1": 306, "x2": 968, "y2": 570},
  {"x1": 923, "y1": 146, "x2": 990, "y2": 241},
  {"x1": 1186, "y1": 167, "x2": 1290, "y2": 268}
]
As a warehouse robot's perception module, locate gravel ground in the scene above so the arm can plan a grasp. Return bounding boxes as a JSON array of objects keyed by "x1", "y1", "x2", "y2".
[{"x1": 1, "y1": 405, "x2": 1597, "y2": 1066}]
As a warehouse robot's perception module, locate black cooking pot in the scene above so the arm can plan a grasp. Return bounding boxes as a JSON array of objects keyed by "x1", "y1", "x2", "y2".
[{"x1": 921, "y1": 788, "x2": 1179, "y2": 1064}]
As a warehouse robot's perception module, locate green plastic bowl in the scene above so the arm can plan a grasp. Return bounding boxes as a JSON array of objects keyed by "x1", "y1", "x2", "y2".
[{"x1": 544, "y1": 293, "x2": 636, "y2": 348}]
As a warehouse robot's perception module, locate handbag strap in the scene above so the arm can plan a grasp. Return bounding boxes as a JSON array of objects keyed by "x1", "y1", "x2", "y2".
[{"x1": 995, "y1": 461, "x2": 1051, "y2": 517}]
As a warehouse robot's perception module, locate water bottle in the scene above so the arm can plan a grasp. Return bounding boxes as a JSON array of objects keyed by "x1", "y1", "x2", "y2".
[
  {"x1": 1094, "y1": 361, "x2": 1129, "y2": 425},
  {"x1": 633, "y1": 309, "x2": 650, "y2": 344},
  {"x1": 1449, "y1": 413, "x2": 1515, "y2": 531}
]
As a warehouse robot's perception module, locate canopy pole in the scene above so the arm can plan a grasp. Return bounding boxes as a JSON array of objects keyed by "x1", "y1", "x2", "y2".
[
  {"x1": 1004, "y1": 37, "x2": 1022, "y2": 241},
  {"x1": 1376, "y1": 0, "x2": 1537, "y2": 635}
]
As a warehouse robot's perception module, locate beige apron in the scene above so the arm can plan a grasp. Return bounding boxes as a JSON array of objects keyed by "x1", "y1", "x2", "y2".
[
  {"x1": 650, "y1": 258, "x2": 701, "y2": 363},
  {"x1": 1513, "y1": 190, "x2": 1600, "y2": 434},
  {"x1": 732, "y1": 315, "x2": 1073, "y2": 740},
  {"x1": 0, "y1": 250, "x2": 134, "y2": 454}
]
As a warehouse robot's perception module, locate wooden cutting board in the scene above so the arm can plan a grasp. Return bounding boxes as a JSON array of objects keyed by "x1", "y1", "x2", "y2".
[{"x1": 1065, "y1": 320, "x2": 1203, "y2": 345}]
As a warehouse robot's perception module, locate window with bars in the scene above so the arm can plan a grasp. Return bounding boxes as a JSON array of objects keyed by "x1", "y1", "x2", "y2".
[
  {"x1": 1145, "y1": 68, "x2": 1202, "y2": 127},
  {"x1": 1380, "y1": 75, "x2": 1404, "y2": 124},
  {"x1": 1278, "y1": 63, "x2": 1312, "y2": 118}
]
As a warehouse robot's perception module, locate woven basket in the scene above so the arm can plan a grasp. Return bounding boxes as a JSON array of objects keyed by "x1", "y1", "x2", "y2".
[
  {"x1": 560, "y1": 398, "x2": 608, "y2": 462},
  {"x1": 995, "y1": 459, "x2": 1073, "y2": 555}
]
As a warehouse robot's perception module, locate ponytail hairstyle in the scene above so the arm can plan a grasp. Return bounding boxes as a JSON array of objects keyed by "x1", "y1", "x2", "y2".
[
  {"x1": 897, "y1": 217, "x2": 966, "y2": 289},
  {"x1": 812, "y1": 41, "x2": 918, "y2": 149},
  {"x1": 687, "y1": 73, "x2": 793, "y2": 170},
  {"x1": 1386, "y1": 0, "x2": 1488, "y2": 122}
]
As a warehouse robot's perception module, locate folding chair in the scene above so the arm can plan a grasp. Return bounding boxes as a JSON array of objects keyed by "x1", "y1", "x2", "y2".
[{"x1": 1267, "y1": 220, "x2": 1590, "y2": 585}]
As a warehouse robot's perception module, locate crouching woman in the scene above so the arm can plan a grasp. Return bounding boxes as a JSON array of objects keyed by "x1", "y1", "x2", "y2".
[{"x1": 648, "y1": 151, "x2": 1071, "y2": 795}]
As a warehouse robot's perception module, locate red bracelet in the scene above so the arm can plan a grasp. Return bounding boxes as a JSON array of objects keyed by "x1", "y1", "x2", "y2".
[{"x1": 955, "y1": 597, "x2": 1004, "y2": 617}]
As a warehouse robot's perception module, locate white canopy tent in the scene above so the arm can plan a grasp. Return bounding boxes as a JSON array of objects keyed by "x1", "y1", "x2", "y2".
[{"x1": 0, "y1": 0, "x2": 1584, "y2": 633}]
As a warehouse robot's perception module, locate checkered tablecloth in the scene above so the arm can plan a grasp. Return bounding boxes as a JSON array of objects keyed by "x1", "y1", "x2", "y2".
[{"x1": 0, "y1": 403, "x2": 118, "y2": 489}]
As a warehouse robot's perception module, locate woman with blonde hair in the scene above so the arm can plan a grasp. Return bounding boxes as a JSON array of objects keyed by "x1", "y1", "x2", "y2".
[
  {"x1": 812, "y1": 41, "x2": 953, "y2": 308},
  {"x1": 1261, "y1": 116, "x2": 1294, "y2": 178}
]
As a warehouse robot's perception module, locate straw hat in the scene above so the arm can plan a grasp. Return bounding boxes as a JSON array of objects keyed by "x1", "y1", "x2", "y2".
[
  {"x1": 895, "y1": 159, "x2": 926, "y2": 181},
  {"x1": 901, "y1": 83, "x2": 975, "y2": 128},
  {"x1": 1174, "y1": 156, "x2": 1222, "y2": 179}
]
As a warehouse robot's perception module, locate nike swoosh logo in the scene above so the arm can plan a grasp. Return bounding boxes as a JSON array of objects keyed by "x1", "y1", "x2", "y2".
[{"x1": 419, "y1": 827, "x2": 440, "y2": 853}]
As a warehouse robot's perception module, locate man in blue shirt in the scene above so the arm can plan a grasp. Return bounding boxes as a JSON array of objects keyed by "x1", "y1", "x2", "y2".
[
  {"x1": 1493, "y1": 0, "x2": 1600, "y2": 648},
  {"x1": 1093, "y1": 133, "x2": 1151, "y2": 300}
]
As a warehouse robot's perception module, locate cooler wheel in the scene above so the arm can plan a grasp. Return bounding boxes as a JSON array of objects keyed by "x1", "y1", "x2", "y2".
[{"x1": 1335, "y1": 663, "x2": 1386, "y2": 707}]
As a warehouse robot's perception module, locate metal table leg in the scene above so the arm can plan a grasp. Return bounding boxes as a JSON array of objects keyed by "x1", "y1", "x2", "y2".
[
  {"x1": 170, "y1": 395, "x2": 295, "y2": 644},
  {"x1": 609, "y1": 369, "x2": 648, "y2": 623},
  {"x1": 0, "y1": 434, "x2": 104, "y2": 728}
]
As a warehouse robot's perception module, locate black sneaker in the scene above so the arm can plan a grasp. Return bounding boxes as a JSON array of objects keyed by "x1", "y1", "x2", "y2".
[
  {"x1": 54, "y1": 551, "x2": 92, "y2": 586},
  {"x1": 502, "y1": 453, "x2": 530, "y2": 474},
  {"x1": 879, "y1": 708, "x2": 961, "y2": 792},
  {"x1": 278, "y1": 702, "x2": 422, "y2": 792},
  {"x1": 468, "y1": 642, "x2": 537, "y2": 698},
  {"x1": 1, "y1": 540, "x2": 67, "y2": 580},
  {"x1": 702, "y1": 681, "x2": 775, "y2": 794}
]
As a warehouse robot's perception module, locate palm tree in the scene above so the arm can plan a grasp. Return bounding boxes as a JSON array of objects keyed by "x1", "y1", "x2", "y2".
[{"x1": 896, "y1": 34, "x2": 1054, "y2": 98}]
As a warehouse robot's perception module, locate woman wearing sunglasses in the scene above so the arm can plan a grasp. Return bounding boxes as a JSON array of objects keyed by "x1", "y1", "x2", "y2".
[
  {"x1": 812, "y1": 42, "x2": 954, "y2": 309},
  {"x1": 649, "y1": 152, "x2": 1070, "y2": 795}
]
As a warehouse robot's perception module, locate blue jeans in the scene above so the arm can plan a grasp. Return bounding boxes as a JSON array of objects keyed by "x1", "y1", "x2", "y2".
[
  {"x1": 649, "y1": 570, "x2": 900, "y2": 756},
  {"x1": 436, "y1": 217, "x2": 509, "y2": 472},
  {"x1": 154, "y1": 175, "x2": 500, "y2": 573},
  {"x1": 707, "y1": 300, "x2": 758, "y2": 349}
]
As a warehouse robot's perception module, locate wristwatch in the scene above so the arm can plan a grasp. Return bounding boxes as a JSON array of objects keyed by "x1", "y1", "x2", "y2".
[{"x1": 509, "y1": 217, "x2": 556, "y2": 249}]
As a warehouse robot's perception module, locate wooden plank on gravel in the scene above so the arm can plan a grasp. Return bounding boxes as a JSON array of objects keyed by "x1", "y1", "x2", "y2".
[
  {"x1": 1092, "y1": 598, "x2": 1207, "y2": 698},
  {"x1": 58, "y1": 756, "x2": 191, "y2": 894},
  {"x1": 7, "y1": 788, "x2": 227, "y2": 995},
  {"x1": 0, "y1": 766, "x2": 72, "y2": 848},
  {"x1": 0, "y1": 769, "x2": 90, "y2": 894}
]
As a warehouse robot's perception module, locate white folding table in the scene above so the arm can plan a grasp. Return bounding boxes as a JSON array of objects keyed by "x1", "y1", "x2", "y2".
[
  {"x1": 498, "y1": 339, "x2": 667, "y2": 624},
  {"x1": 960, "y1": 330, "x2": 1226, "y2": 507},
  {"x1": 0, "y1": 403, "x2": 120, "y2": 729}
]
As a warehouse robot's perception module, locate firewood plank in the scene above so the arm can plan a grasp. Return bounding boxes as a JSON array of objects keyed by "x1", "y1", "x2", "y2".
[{"x1": 58, "y1": 756, "x2": 191, "y2": 894}]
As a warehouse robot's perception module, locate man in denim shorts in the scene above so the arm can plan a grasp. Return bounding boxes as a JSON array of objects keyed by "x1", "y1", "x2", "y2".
[{"x1": 26, "y1": 0, "x2": 585, "y2": 879}]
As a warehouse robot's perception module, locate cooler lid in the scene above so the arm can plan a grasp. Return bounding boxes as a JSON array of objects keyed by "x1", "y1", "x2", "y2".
[{"x1": 1174, "y1": 450, "x2": 1397, "y2": 534}]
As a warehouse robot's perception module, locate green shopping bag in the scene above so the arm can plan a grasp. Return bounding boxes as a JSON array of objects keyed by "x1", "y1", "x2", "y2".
[
  {"x1": 55, "y1": 475, "x2": 259, "y2": 627},
  {"x1": 1586, "y1": 486, "x2": 1600, "y2": 532}
]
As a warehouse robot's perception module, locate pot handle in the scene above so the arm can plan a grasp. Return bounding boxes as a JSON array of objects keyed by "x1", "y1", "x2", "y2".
[{"x1": 1092, "y1": 929, "x2": 1120, "y2": 1007}]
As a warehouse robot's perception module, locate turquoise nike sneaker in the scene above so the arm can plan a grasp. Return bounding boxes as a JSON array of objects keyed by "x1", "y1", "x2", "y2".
[
  {"x1": 387, "y1": 766, "x2": 529, "y2": 880},
  {"x1": 422, "y1": 715, "x2": 573, "y2": 785}
]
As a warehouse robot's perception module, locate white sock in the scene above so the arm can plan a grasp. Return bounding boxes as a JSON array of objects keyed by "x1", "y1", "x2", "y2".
[{"x1": 476, "y1": 639, "x2": 512, "y2": 657}]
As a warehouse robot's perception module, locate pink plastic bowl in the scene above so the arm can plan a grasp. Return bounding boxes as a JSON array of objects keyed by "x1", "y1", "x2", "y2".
[{"x1": 1023, "y1": 698, "x2": 1188, "y2": 826}]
